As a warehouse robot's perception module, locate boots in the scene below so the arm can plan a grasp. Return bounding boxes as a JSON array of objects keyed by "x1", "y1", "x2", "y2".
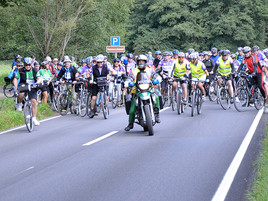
[
  {"x1": 155, "y1": 114, "x2": 161, "y2": 123},
  {"x1": 124, "y1": 123, "x2": 134, "y2": 131}
]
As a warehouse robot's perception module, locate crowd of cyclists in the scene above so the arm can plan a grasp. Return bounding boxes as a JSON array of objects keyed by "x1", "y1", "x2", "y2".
[{"x1": 5, "y1": 45, "x2": 268, "y2": 131}]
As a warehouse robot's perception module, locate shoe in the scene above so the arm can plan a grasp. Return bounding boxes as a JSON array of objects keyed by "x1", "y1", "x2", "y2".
[
  {"x1": 124, "y1": 123, "x2": 134, "y2": 131},
  {"x1": 155, "y1": 114, "x2": 161, "y2": 123},
  {"x1": 264, "y1": 106, "x2": 268, "y2": 113},
  {"x1": 202, "y1": 95, "x2": 206, "y2": 102},
  {"x1": 16, "y1": 103, "x2": 23, "y2": 111},
  {"x1": 230, "y1": 97, "x2": 234, "y2": 104},
  {"x1": 89, "y1": 110, "x2": 95, "y2": 118},
  {"x1": 33, "y1": 117, "x2": 40, "y2": 126},
  {"x1": 235, "y1": 97, "x2": 240, "y2": 103},
  {"x1": 182, "y1": 99, "x2": 187, "y2": 104}
]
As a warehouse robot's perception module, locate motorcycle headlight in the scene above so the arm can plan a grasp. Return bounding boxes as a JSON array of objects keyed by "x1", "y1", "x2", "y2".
[{"x1": 138, "y1": 83, "x2": 150, "y2": 90}]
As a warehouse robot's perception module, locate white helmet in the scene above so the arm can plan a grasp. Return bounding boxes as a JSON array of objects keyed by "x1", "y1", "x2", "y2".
[
  {"x1": 63, "y1": 56, "x2": 71, "y2": 63},
  {"x1": 96, "y1": 55, "x2": 104, "y2": 62},
  {"x1": 137, "y1": 54, "x2": 148, "y2": 70},
  {"x1": 45, "y1": 56, "x2": 52, "y2": 62}
]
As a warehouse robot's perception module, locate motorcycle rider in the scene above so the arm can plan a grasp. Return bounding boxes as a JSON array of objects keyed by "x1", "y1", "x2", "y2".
[{"x1": 125, "y1": 55, "x2": 161, "y2": 131}]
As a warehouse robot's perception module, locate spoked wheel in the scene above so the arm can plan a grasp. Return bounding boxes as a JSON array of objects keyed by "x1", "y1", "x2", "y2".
[
  {"x1": 168, "y1": 86, "x2": 173, "y2": 107},
  {"x1": 144, "y1": 104, "x2": 154, "y2": 136},
  {"x1": 208, "y1": 80, "x2": 217, "y2": 102},
  {"x1": 171, "y1": 90, "x2": 176, "y2": 111},
  {"x1": 254, "y1": 88, "x2": 265, "y2": 110},
  {"x1": 234, "y1": 87, "x2": 249, "y2": 112},
  {"x1": 218, "y1": 87, "x2": 230, "y2": 110},
  {"x1": 101, "y1": 92, "x2": 109, "y2": 119},
  {"x1": 177, "y1": 91, "x2": 182, "y2": 115},
  {"x1": 24, "y1": 101, "x2": 33, "y2": 132},
  {"x1": 196, "y1": 90, "x2": 202, "y2": 115},
  {"x1": 191, "y1": 91, "x2": 195, "y2": 117},
  {"x1": 79, "y1": 91, "x2": 88, "y2": 117},
  {"x1": 3, "y1": 83, "x2": 14, "y2": 98},
  {"x1": 86, "y1": 93, "x2": 92, "y2": 117},
  {"x1": 111, "y1": 87, "x2": 117, "y2": 109},
  {"x1": 52, "y1": 90, "x2": 60, "y2": 112},
  {"x1": 58, "y1": 93, "x2": 69, "y2": 115}
]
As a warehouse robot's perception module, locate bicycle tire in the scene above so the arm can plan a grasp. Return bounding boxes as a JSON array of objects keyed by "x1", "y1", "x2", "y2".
[
  {"x1": 101, "y1": 92, "x2": 109, "y2": 119},
  {"x1": 191, "y1": 91, "x2": 195, "y2": 117},
  {"x1": 112, "y1": 87, "x2": 117, "y2": 109},
  {"x1": 233, "y1": 87, "x2": 248, "y2": 112},
  {"x1": 254, "y1": 88, "x2": 265, "y2": 110},
  {"x1": 208, "y1": 80, "x2": 217, "y2": 102},
  {"x1": 218, "y1": 87, "x2": 230, "y2": 110},
  {"x1": 58, "y1": 93, "x2": 69, "y2": 115},
  {"x1": 177, "y1": 91, "x2": 181, "y2": 115},
  {"x1": 197, "y1": 89, "x2": 202, "y2": 115},
  {"x1": 79, "y1": 91, "x2": 88, "y2": 117},
  {"x1": 24, "y1": 101, "x2": 33, "y2": 132},
  {"x1": 52, "y1": 90, "x2": 60, "y2": 112},
  {"x1": 3, "y1": 83, "x2": 14, "y2": 98}
]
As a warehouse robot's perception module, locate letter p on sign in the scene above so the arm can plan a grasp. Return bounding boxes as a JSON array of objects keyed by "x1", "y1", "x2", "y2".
[{"x1": 111, "y1": 36, "x2": 120, "y2": 46}]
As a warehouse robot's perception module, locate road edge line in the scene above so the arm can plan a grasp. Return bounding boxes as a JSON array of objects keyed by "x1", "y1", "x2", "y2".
[
  {"x1": 82, "y1": 131, "x2": 119, "y2": 146},
  {"x1": 211, "y1": 108, "x2": 264, "y2": 201}
]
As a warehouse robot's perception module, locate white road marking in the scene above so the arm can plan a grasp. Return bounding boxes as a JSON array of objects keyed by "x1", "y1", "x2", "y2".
[
  {"x1": 82, "y1": 131, "x2": 119, "y2": 146},
  {"x1": 211, "y1": 108, "x2": 264, "y2": 201},
  {"x1": 17, "y1": 166, "x2": 34, "y2": 175},
  {"x1": 160, "y1": 107, "x2": 170, "y2": 112},
  {"x1": 0, "y1": 115, "x2": 61, "y2": 135}
]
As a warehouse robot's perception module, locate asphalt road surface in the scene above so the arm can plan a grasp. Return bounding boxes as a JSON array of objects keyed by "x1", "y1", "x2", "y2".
[{"x1": 0, "y1": 100, "x2": 266, "y2": 201}]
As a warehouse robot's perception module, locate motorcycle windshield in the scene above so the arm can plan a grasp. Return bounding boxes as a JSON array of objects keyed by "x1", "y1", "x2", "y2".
[{"x1": 137, "y1": 72, "x2": 151, "y2": 84}]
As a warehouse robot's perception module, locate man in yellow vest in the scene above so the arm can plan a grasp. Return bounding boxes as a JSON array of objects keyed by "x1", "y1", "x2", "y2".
[
  {"x1": 125, "y1": 55, "x2": 161, "y2": 131},
  {"x1": 186, "y1": 52, "x2": 209, "y2": 100},
  {"x1": 213, "y1": 50, "x2": 235, "y2": 101},
  {"x1": 171, "y1": 52, "x2": 190, "y2": 103}
]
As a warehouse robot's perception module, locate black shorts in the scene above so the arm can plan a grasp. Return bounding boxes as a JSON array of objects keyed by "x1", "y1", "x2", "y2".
[
  {"x1": 91, "y1": 84, "x2": 107, "y2": 96},
  {"x1": 28, "y1": 88, "x2": 38, "y2": 100},
  {"x1": 219, "y1": 74, "x2": 232, "y2": 81},
  {"x1": 161, "y1": 78, "x2": 168, "y2": 89},
  {"x1": 38, "y1": 85, "x2": 49, "y2": 92},
  {"x1": 174, "y1": 76, "x2": 187, "y2": 84}
]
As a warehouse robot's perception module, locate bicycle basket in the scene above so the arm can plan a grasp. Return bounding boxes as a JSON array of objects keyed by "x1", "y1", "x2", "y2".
[
  {"x1": 18, "y1": 83, "x2": 30, "y2": 92},
  {"x1": 96, "y1": 77, "x2": 107, "y2": 87}
]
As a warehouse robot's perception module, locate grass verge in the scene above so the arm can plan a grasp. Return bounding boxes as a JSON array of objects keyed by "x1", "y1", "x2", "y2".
[
  {"x1": 0, "y1": 97, "x2": 56, "y2": 131},
  {"x1": 246, "y1": 127, "x2": 268, "y2": 200},
  {"x1": 0, "y1": 60, "x2": 12, "y2": 87}
]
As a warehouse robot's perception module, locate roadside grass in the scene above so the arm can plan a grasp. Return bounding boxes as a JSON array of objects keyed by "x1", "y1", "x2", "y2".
[
  {"x1": 0, "y1": 97, "x2": 56, "y2": 131},
  {"x1": 0, "y1": 60, "x2": 12, "y2": 87},
  {"x1": 247, "y1": 127, "x2": 268, "y2": 201}
]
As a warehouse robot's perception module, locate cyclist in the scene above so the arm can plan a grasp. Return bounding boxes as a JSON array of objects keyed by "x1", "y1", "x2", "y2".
[
  {"x1": 52, "y1": 58, "x2": 58, "y2": 69},
  {"x1": 210, "y1": 47, "x2": 219, "y2": 64},
  {"x1": 157, "y1": 51, "x2": 174, "y2": 97},
  {"x1": 56, "y1": 56, "x2": 78, "y2": 110},
  {"x1": 88, "y1": 55, "x2": 115, "y2": 118},
  {"x1": 186, "y1": 48, "x2": 195, "y2": 62},
  {"x1": 172, "y1": 49, "x2": 179, "y2": 62},
  {"x1": 125, "y1": 53, "x2": 136, "y2": 75},
  {"x1": 214, "y1": 50, "x2": 235, "y2": 102},
  {"x1": 37, "y1": 61, "x2": 53, "y2": 103},
  {"x1": 104, "y1": 56, "x2": 112, "y2": 68},
  {"x1": 56, "y1": 62, "x2": 63, "y2": 75},
  {"x1": 187, "y1": 52, "x2": 209, "y2": 100},
  {"x1": 148, "y1": 52, "x2": 154, "y2": 67},
  {"x1": 171, "y1": 52, "x2": 190, "y2": 103},
  {"x1": 108, "y1": 58, "x2": 126, "y2": 106},
  {"x1": 77, "y1": 57, "x2": 93, "y2": 78},
  {"x1": 231, "y1": 54, "x2": 240, "y2": 72},
  {"x1": 13, "y1": 57, "x2": 40, "y2": 126},
  {"x1": 31, "y1": 55, "x2": 36, "y2": 67},
  {"x1": 151, "y1": 51, "x2": 162, "y2": 70},
  {"x1": 12, "y1": 55, "x2": 22, "y2": 69},
  {"x1": 238, "y1": 46, "x2": 268, "y2": 106},
  {"x1": 252, "y1": 46, "x2": 266, "y2": 63},
  {"x1": 236, "y1": 47, "x2": 244, "y2": 63},
  {"x1": 203, "y1": 51, "x2": 215, "y2": 81},
  {"x1": 45, "y1": 56, "x2": 58, "y2": 77},
  {"x1": 124, "y1": 55, "x2": 160, "y2": 131}
]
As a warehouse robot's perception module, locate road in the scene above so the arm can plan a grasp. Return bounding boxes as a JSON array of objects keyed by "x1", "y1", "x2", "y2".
[{"x1": 0, "y1": 100, "x2": 266, "y2": 201}]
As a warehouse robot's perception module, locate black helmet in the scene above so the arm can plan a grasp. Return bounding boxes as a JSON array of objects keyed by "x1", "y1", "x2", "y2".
[
  {"x1": 221, "y1": 50, "x2": 228, "y2": 56},
  {"x1": 31, "y1": 55, "x2": 35, "y2": 59},
  {"x1": 211, "y1": 47, "x2": 217, "y2": 54},
  {"x1": 113, "y1": 58, "x2": 120, "y2": 63}
]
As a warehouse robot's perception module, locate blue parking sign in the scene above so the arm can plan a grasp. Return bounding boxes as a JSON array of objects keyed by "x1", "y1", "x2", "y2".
[{"x1": 111, "y1": 36, "x2": 120, "y2": 46}]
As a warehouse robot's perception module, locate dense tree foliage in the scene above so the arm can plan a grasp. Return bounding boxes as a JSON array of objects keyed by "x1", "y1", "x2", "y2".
[{"x1": 128, "y1": 0, "x2": 268, "y2": 54}]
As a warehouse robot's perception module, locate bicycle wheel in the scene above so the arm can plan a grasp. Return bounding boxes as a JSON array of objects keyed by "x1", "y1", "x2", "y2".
[
  {"x1": 111, "y1": 87, "x2": 117, "y2": 109},
  {"x1": 52, "y1": 90, "x2": 60, "y2": 112},
  {"x1": 168, "y1": 86, "x2": 173, "y2": 107},
  {"x1": 79, "y1": 91, "x2": 88, "y2": 117},
  {"x1": 208, "y1": 80, "x2": 217, "y2": 102},
  {"x1": 196, "y1": 89, "x2": 202, "y2": 115},
  {"x1": 191, "y1": 91, "x2": 195, "y2": 117},
  {"x1": 58, "y1": 93, "x2": 69, "y2": 115},
  {"x1": 218, "y1": 87, "x2": 230, "y2": 110},
  {"x1": 101, "y1": 92, "x2": 109, "y2": 119},
  {"x1": 3, "y1": 83, "x2": 14, "y2": 98},
  {"x1": 177, "y1": 91, "x2": 182, "y2": 115},
  {"x1": 24, "y1": 101, "x2": 33, "y2": 132},
  {"x1": 233, "y1": 87, "x2": 249, "y2": 112},
  {"x1": 254, "y1": 88, "x2": 265, "y2": 110},
  {"x1": 86, "y1": 93, "x2": 92, "y2": 117},
  {"x1": 171, "y1": 90, "x2": 176, "y2": 111}
]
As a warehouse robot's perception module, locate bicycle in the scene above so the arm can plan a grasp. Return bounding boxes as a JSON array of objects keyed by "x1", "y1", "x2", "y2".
[
  {"x1": 234, "y1": 73, "x2": 265, "y2": 112},
  {"x1": 3, "y1": 77, "x2": 14, "y2": 98},
  {"x1": 162, "y1": 76, "x2": 175, "y2": 109},
  {"x1": 174, "y1": 77, "x2": 187, "y2": 115},
  {"x1": 77, "y1": 77, "x2": 89, "y2": 117},
  {"x1": 217, "y1": 75, "x2": 232, "y2": 110},
  {"x1": 110, "y1": 74, "x2": 123, "y2": 109},
  {"x1": 91, "y1": 77, "x2": 109, "y2": 119},
  {"x1": 190, "y1": 79, "x2": 204, "y2": 117},
  {"x1": 57, "y1": 81, "x2": 74, "y2": 115}
]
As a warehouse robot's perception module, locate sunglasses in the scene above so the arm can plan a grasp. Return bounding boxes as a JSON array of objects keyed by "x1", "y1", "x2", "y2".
[
  {"x1": 178, "y1": 57, "x2": 184, "y2": 59},
  {"x1": 97, "y1": 62, "x2": 103, "y2": 63},
  {"x1": 25, "y1": 64, "x2": 31, "y2": 66}
]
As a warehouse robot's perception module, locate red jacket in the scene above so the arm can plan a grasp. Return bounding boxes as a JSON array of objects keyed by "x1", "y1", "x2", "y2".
[{"x1": 242, "y1": 54, "x2": 262, "y2": 74}]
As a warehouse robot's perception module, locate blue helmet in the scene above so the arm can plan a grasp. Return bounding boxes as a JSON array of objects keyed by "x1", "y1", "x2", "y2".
[
  {"x1": 173, "y1": 49, "x2": 179, "y2": 54},
  {"x1": 81, "y1": 59, "x2": 86, "y2": 64},
  {"x1": 34, "y1": 61, "x2": 39, "y2": 66},
  {"x1": 127, "y1": 53, "x2": 134, "y2": 58},
  {"x1": 155, "y1": 51, "x2": 161, "y2": 55},
  {"x1": 24, "y1": 57, "x2": 32, "y2": 65}
]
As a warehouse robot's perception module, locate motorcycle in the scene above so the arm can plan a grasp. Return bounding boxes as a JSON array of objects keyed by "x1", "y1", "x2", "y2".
[{"x1": 129, "y1": 71, "x2": 160, "y2": 136}]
